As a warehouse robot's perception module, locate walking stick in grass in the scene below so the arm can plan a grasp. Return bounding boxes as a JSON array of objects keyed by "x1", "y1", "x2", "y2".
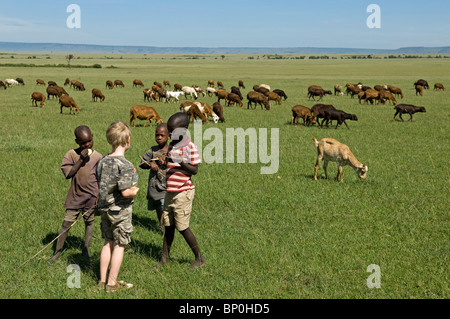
[{"x1": 17, "y1": 207, "x2": 95, "y2": 270}]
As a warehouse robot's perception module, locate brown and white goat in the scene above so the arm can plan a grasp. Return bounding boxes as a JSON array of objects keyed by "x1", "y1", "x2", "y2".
[{"x1": 312, "y1": 137, "x2": 367, "y2": 182}]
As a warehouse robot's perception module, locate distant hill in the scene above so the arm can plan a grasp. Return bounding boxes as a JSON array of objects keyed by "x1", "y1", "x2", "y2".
[{"x1": 0, "y1": 41, "x2": 449, "y2": 55}]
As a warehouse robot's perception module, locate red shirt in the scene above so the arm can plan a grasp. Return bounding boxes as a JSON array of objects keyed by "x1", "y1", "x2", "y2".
[{"x1": 166, "y1": 138, "x2": 201, "y2": 192}]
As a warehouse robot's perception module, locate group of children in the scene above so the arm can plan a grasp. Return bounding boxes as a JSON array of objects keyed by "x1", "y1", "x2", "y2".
[{"x1": 47, "y1": 112, "x2": 205, "y2": 292}]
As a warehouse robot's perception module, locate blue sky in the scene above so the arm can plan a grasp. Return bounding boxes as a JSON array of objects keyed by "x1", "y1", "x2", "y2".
[{"x1": 0, "y1": 0, "x2": 449, "y2": 49}]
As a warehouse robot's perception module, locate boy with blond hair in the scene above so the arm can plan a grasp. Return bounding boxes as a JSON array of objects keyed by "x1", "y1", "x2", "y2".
[{"x1": 96, "y1": 121, "x2": 139, "y2": 292}]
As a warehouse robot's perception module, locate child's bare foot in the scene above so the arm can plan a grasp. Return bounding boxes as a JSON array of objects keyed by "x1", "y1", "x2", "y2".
[
  {"x1": 153, "y1": 257, "x2": 169, "y2": 269},
  {"x1": 189, "y1": 256, "x2": 206, "y2": 268}
]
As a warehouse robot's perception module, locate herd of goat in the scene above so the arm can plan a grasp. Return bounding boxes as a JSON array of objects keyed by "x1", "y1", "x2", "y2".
[
  {"x1": 1, "y1": 75, "x2": 445, "y2": 182},
  {"x1": 1, "y1": 76, "x2": 443, "y2": 128}
]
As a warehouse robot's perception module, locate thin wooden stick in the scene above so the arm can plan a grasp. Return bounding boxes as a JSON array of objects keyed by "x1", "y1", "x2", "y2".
[{"x1": 17, "y1": 207, "x2": 94, "y2": 270}]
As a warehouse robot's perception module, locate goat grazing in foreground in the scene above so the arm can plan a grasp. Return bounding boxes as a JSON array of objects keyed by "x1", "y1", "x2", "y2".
[{"x1": 312, "y1": 137, "x2": 367, "y2": 182}]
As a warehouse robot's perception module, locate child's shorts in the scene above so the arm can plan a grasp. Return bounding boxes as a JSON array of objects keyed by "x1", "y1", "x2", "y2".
[
  {"x1": 100, "y1": 207, "x2": 133, "y2": 246},
  {"x1": 162, "y1": 189, "x2": 195, "y2": 231},
  {"x1": 147, "y1": 197, "x2": 165, "y2": 211}
]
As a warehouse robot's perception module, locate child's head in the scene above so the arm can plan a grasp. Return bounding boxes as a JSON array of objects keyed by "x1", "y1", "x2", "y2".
[
  {"x1": 74, "y1": 125, "x2": 93, "y2": 150},
  {"x1": 106, "y1": 121, "x2": 131, "y2": 149},
  {"x1": 155, "y1": 123, "x2": 169, "y2": 147},
  {"x1": 167, "y1": 113, "x2": 189, "y2": 142}
]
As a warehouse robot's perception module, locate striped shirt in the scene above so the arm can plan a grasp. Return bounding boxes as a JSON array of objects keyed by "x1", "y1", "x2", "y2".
[{"x1": 166, "y1": 138, "x2": 201, "y2": 192}]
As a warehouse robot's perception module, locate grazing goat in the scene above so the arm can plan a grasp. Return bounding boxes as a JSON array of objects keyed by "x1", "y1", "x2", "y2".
[
  {"x1": 31, "y1": 92, "x2": 46, "y2": 107},
  {"x1": 0, "y1": 81, "x2": 7, "y2": 90},
  {"x1": 227, "y1": 93, "x2": 243, "y2": 107},
  {"x1": 265, "y1": 91, "x2": 282, "y2": 105},
  {"x1": 36, "y1": 79, "x2": 46, "y2": 86},
  {"x1": 64, "y1": 78, "x2": 70, "y2": 86},
  {"x1": 217, "y1": 81, "x2": 224, "y2": 89},
  {"x1": 114, "y1": 80, "x2": 125, "y2": 88},
  {"x1": 322, "y1": 109, "x2": 358, "y2": 129},
  {"x1": 247, "y1": 91, "x2": 270, "y2": 110},
  {"x1": 230, "y1": 86, "x2": 244, "y2": 100},
  {"x1": 129, "y1": 105, "x2": 163, "y2": 127},
  {"x1": 106, "y1": 80, "x2": 114, "y2": 89},
  {"x1": 48, "y1": 81, "x2": 58, "y2": 87},
  {"x1": 334, "y1": 84, "x2": 344, "y2": 96},
  {"x1": 378, "y1": 90, "x2": 397, "y2": 105},
  {"x1": 434, "y1": 83, "x2": 445, "y2": 91},
  {"x1": 312, "y1": 137, "x2": 368, "y2": 183},
  {"x1": 5, "y1": 79, "x2": 19, "y2": 86},
  {"x1": 208, "y1": 80, "x2": 215, "y2": 88},
  {"x1": 133, "y1": 79, "x2": 144, "y2": 88},
  {"x1": 308, "y1": 88, "x2": 332, "y2": 101},
  {"x1": 291, "y1": 105, "x2": 316, "y2": 126},
  {"x1": 47, "y1": 86, "x2": 64, "y2": 100},
  {"x1": 59, "y1": 95, "x2": 80, "y2": 114},
  {"x1": 415, "y1": 85, "x2": 424, "y2": 96},
  {"x1": 393, "y1": 104, "x2": 426, "y2": 121},
  {"x1": 16, "y1": 78, "x2": 25, "y2": 85},
  {"x1": 387, "y1": 85, "x2": 404, "y2": 99},
  {"x1": 166, "y1": 91, "x2": 185, "y2": 103},
  {"x1": 215, "y1": 89, "x2": 229, "y2": 104},
  {"x1": 182, "y1": 86, "x2": 198, "y2": 99},
  {"x1": 238, "y1": 80, "x2": 245, "y2": 89},
  {"x1": 253, "y1": 85, "x2": 270, "y2": 95},
  {"x1": 272, "y1": 89, "x2": 288, "y2": 100},
  {"x1": 183, "y1": 103, "x2": 208, "y2": 123},
  {"x1": 311, "y1": 104, "x2": 336, "y2": 124},
  {"x1": 414, "y1": 79, "x2": 429, "y2": 89},
  {"x1": 71, "y1": 80, "x2": 85, "y2": 91},
  {"x1": 359, "y1": 89, "x2": 379, "y2": 105},
  {"x1": 163, "y1": 80, "x2": 171, "y2": 88},
  {"x1": 174, "y1": 83, "x2": 183, "y2": 91},
  {"x1": 206, "y1": 87, "x2": 216, "y2": 96},
  {"x1": 143, "y1": 88, "x2": 159, "y2": 102},
  {"x1": 212, "y1": 102, "x2": 225, "y2": 123},
  {"x1": 92, "y1": 88, "x2": 105, "y2": 102}
]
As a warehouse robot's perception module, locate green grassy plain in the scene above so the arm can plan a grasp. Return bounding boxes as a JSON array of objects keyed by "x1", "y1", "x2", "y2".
[{"x1": 0, "y1": 53, "x2": 448, "y2": 299}]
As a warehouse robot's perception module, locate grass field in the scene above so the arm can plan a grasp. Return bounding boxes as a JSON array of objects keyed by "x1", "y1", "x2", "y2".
[{"x1": 0, "y1": 53, "x2": 448, "y2": 299}]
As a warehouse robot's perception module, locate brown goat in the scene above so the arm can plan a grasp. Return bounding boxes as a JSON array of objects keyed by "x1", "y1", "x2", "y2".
[
  {"x1": 212, "y1": 102, "x2": 225, "y2": 122},
  {"x1": 129, "y1": 105, "x2": 163, "y2": 127},
  {"x1": 133, "y1": 79, "x2": 144, "y2": 88},
  {"x1": 36, "y1": 79, "x2": 46, "y2": 86},
  {"x1": 387, "y1": 85, "x2": 404, "y2": 99},
  {"x1": 265, "y1": 91, "x2": 282, "y2": 105},
  {"x1": 434, "y1": 83, "x2": 445, "y2": 91},
  {"x1": 415, "y1": 85, "x2": 424, "y2": 96},
  {"x1": 92, "y1": 88, "x2": 105, "y2": 102},
  {"x1": 106, "y1": 80, "x2": 114, "y2": 89},
  {"x1": 59, "y1": 95, "x2": 80, "y2": 114},
  {"x1": 31, "y1": 92, "x2": 46, "y2": 107},
  {"x1": 247, "y1": 91, "x2": 270, "y2": 110},
  {"x1": 291, "y1": 105, "x2": 316, "y2": 126},
  {"x1": 114, "y1": 80, "x2": 125, "y2": 88},
  {"x1": 186, "y1": 104, "x2": 208, "y2": 123},
  {"x1": 163, "y1": 80, "x2": 171, "y2": 88},
  {"x1": 312, "y1": 137, "x2": 367, "y2": 183},
  {"x1": 226, "y1": 93, "x2": 243, "y2": 107}
]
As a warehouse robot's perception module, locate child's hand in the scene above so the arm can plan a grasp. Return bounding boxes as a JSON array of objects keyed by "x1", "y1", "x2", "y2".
[
  {"x1": 150, "y1": 161, "x2": 159, "y2": 172},
  {"x1": 79, "y1": 148, "x2": 90, "y2": 161}
]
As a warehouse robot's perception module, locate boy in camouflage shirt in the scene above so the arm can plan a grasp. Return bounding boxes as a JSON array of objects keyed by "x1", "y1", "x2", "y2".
[{"x1": 96, "y1": 121, "x2": 139, "y2": 292}]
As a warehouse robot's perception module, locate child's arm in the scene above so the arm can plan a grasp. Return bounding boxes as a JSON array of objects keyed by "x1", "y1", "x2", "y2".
[
  {"x1": 179, "y1": 162, "x2": 198, "y2": 175},
  {"x1": 65, "y1": 149, "x2": 90, "y2": 179}
]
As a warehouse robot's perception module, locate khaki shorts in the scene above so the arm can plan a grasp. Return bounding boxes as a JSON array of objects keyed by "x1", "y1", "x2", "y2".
[
  {"x1": 100, "y1": 207, "x2": 133, "y2": 246},
  {"x1": 163, "y1": 189, "x2": 195, "y2": 231},
  {"x1": 64, "y1": 207, "x2": 95, "y2": 223}
]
